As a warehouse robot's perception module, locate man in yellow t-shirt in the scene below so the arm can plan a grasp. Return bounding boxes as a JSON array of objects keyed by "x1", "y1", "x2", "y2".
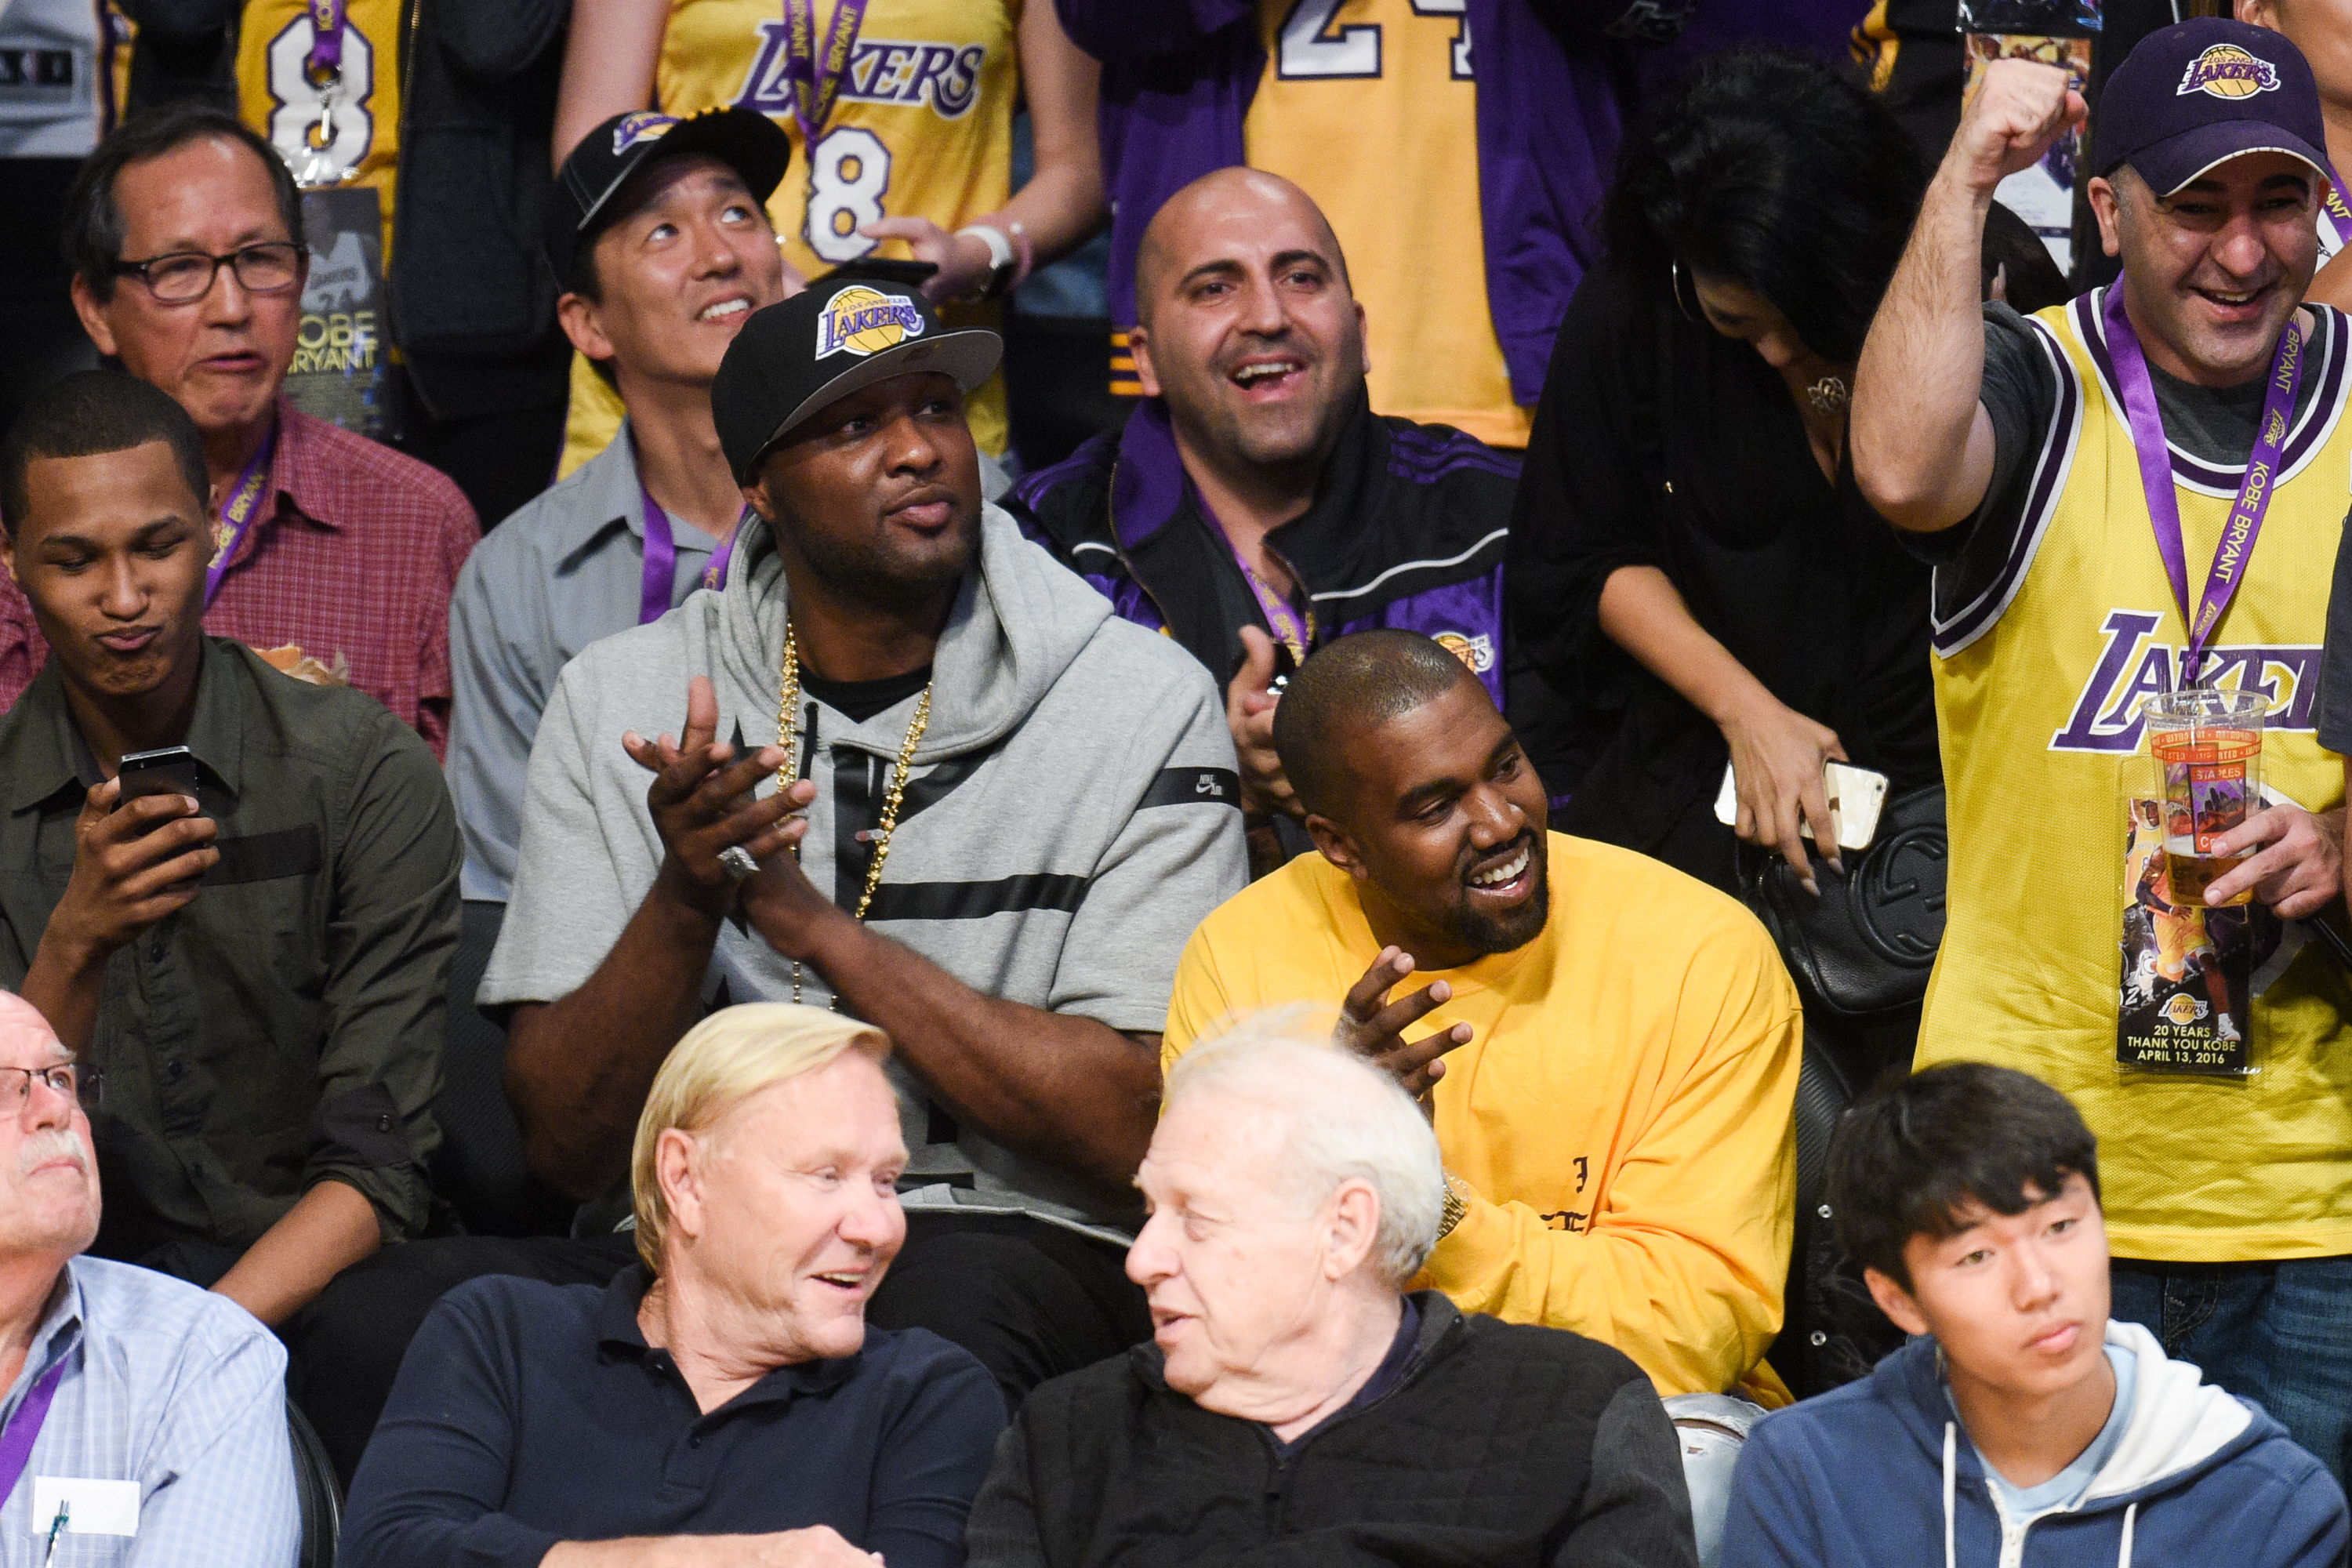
[{"x1": 1162, "y1": 629, "x2": 1801, "y2": 1401}]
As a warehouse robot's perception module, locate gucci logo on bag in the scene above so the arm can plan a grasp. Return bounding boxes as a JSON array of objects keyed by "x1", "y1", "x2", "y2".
[{"x1": 1854, "y1": 826, "x2": 1948, "y2": 967}]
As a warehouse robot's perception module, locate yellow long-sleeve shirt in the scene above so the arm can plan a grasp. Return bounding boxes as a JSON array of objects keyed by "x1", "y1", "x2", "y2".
[{"x1": 1163, "y1": 831, "x2": 1801, "y2": 1401}]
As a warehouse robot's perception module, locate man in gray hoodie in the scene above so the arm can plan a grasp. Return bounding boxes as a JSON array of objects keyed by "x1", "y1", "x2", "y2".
[
  {"x1": 476, "y1": 278, "x2": 1247, "y2": 1397},
  {"x1": 283, "y1": 280, "x2": 1245, "y2": 1486}
]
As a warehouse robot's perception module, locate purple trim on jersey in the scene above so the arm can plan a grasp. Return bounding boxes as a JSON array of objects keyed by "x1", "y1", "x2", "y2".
[
  {"x1": 1929, "y1": 312, "x2": 2082, "y2": 659},
  {"x1": 1386, "y1": 426, "x2": 1524, "y2": 484},
  {"x1": 1334, "y1": 572, "x2": 1508, "y2": 710},
  {"x1": 1060, "y1": 0, "x2": 1616, "y2": 408},
  {"x1": 1013, "y1": 503, "x2": 1165, "y2": 631},
  {"x1": 1014, "y1": 437, "x2": 1109, "y2": 514},
  {"x1": 2074, "y1": 288, "x2": 2349, "y2": 492}
]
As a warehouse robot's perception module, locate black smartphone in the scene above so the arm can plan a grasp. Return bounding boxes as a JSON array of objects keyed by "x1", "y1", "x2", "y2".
[{"x1": 115, "y1": 745, "x2": 200, "y2": 807}]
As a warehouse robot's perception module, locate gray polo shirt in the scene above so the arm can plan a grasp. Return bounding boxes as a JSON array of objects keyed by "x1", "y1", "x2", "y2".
[{"x1": 446, "y1": 425, "x2": 724, "y2": 902}]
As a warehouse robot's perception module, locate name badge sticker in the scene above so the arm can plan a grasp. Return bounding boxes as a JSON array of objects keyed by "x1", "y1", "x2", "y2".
[{"x1": 31, "y1": 1476, "x2": 140, "y2": 1537}]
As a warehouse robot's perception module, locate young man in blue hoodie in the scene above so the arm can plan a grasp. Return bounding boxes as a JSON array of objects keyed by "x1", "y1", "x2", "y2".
[{"x1": 1721, "y1": 1062, "x2": 2347, "y2": 1567}]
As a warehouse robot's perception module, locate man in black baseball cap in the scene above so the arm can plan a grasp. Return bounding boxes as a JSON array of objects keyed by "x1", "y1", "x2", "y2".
[
  {"x1": 446, "y1": 106, "x2": 800, "y2": 915},
  {"x1": 463, "y1": 254, "x2": 1250, "y2": 1421},
  {"x1": 1851, "y1": 16, "x2": 2352, "y2": 1483}
]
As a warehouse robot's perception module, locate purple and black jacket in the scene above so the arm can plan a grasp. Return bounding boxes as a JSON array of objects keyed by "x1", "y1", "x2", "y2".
[
  {"x1": 1009, "y1": 392, "x2": 1519, "y2": 710},
  {"x1": 1051, "y1": 0, "x2": 1624, "y2": 408}
]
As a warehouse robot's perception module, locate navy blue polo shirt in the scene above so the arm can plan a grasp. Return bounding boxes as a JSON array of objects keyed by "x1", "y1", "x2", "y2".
[{"x1": 339, "y1": 1264, "x2": 1007, "y2": 1568}]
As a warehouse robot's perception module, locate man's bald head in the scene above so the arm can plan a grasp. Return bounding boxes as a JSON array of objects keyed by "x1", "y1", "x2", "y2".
[
  {"x1": 1134, "y1": 168, "x2": 1353, "y2": 331},
  {"x1": 1273, "y1": 631, "x2": 1479, "y2": 822},
  {"x1": 1128, "y1": 167, "x2": 1368, "y2": 499}
]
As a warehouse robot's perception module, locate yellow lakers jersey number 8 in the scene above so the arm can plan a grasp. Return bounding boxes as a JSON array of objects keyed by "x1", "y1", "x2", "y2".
[
  {"x1": 561, "y1": 0, "x2": 1018, "y2": 474},
  {"x1": 1918, "y1": 289, "x2": 2352, "y2": 1263},
  {"x1": 237, "y1": 0, "x2": 403, "y2": 255}
]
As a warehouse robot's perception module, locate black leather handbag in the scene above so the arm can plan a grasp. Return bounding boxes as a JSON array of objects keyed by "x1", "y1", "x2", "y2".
[{"x1": 1733, "y1": 783, "x2": 1950, "y2": 1020}]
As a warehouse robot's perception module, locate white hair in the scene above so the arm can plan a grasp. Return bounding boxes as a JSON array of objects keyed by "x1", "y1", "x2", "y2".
[{"x1": 1163, "y1": 1006, "x2": 1446, "y2": 1287}]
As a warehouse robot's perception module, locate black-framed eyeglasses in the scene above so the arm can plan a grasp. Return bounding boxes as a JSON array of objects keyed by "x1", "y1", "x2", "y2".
[
  {"x1": 111, "y1": 241, "x2": 303, "y2": 305},
  {"x1": 1, "y1": 1062, "x2": 102, "y2": 1113}
]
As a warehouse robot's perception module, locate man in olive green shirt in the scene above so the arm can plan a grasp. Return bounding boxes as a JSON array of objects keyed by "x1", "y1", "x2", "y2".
[{"x1": 0, "y1": 371, "x2": 456, "y2": 1330}]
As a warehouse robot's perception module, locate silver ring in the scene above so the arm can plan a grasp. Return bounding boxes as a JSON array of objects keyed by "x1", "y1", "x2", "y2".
[{"x1": 717, "y1": 845, "x2": 760, "y2": 883}]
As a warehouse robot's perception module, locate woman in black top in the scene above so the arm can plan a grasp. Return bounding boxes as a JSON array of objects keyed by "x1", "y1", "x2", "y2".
[{"x1": 1511, "y1": 51, "x2": 2060, "y2": 898}]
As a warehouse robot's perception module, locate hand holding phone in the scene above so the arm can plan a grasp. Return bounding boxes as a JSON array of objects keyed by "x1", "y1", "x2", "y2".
[{"x1": 45, "y1": 757, "x2": 219, "y2": 963}]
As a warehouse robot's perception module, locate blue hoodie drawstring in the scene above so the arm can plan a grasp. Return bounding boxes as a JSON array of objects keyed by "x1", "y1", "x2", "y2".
[
  {"x1": 1944, "y1": 1422, "x2": 1958, "y2": 1568},
  {"x1": 1939, "y1": 1418, "x2": 2140, "y2": 1567}
]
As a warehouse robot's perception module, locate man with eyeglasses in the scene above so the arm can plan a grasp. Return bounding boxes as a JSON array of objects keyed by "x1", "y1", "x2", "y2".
[
  {"x1": 0, "y1": 371, "x2": 459, "y2": 1386},
  {"x1": 0, "y1": 102, "x2": 478, "y2": 764},
  {"x1": 0, "y1": 990, "x2": 301, "y2": 1565}
]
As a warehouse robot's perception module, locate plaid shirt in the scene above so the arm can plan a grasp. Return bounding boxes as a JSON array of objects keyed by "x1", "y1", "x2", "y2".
[{"x1": 0, "y1": 401, "x2": 478, "y2": 759}]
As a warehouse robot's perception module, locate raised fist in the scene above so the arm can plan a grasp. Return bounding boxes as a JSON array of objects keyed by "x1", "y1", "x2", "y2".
[{"x1": 1947, "y1": 58, "x2": 2087, "y2": 196}]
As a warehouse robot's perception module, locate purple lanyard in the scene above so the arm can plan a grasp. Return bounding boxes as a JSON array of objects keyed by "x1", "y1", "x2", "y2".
[
  {"x1": 1229, "y1": 543, "x2": 1312, "y2": 664},
  {"x1": 205, "y1": 428, "x2": 278, "y2": 610},
  {"x1": 2324, "y1": 186, "x2": 2352, "y2": 257},
  {"x1": 638, "y1": 488, "x2": 739, "y2": 626},
  {"x1": 0, "y1": 1358, "x2": 68, "y2": 1504},
  {"x1": 779, "y1": 0, "x2": 868, "y2": 151},
  {"x1": 2100, "y1": 284, "x2": 2301, "y2": 684},
  {"x1": 304, "y1": 0, "x2": 348, "y2": 80}
]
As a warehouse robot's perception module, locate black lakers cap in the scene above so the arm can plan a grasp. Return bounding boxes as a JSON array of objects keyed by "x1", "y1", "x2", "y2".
[
  {"x1": 712, "y1": 274, "x2": 1003, "y2": 481},
  {"x1": 548, "y1": 108, "x2": 792, "y2": 285},
  {"x1": 2093, "y1": 18, "x2": 2330, "y2": 197}
]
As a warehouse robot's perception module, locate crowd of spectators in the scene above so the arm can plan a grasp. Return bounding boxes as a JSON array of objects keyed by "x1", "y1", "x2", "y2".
[{"x1": 5, "y1": 2, "x2": 2352, "y2": 1566}]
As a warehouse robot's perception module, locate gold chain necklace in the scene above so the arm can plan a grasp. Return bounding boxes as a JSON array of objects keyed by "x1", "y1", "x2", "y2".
[{"x1": 773, "y1": 622, "x2": 933, "y2": 1004}]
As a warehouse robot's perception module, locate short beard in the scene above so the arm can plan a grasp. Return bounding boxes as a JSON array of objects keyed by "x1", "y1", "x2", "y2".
[
  {"x1": 777, "y1": 503, "x2": 978, "y2": 614},
  {"x1": 1436, "y1": 849, "x2": 1550, "y2": 957}
]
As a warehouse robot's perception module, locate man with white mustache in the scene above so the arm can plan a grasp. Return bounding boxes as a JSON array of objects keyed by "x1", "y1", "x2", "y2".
[{"x1": 0, "y1": 991, "x2": 299, "y2": 1564}]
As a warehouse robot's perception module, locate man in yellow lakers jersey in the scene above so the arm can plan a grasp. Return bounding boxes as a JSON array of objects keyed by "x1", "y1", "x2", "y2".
[
  {"x1": 547, "y1": 0, "x2": 1106, "y2": 470},
  {"x1": 1855, "y1": 20, "x2": 2352, "y2": 1479}
]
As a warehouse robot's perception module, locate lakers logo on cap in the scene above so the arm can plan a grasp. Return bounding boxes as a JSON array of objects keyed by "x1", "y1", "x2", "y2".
[
  {"x1": 612, "y1": 112, "x2": 677, "y2": 154},
  {"x1": 1432, "y1": 631, "x2": 1495, "y2": 675},
  {"x1": 2176, "y1": 44, "x2": 2281, "y2": 100},
  {"x1": 815, "y1": 287, "x2": 927, "y2": 359}
]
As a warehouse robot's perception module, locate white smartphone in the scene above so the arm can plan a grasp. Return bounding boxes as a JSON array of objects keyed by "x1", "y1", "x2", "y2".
[{"x1": 1714, "y1": 760, "x2": 1889, "y2": 853}]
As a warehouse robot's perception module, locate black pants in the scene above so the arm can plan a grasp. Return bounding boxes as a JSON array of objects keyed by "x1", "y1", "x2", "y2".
[{"x1": 287, "y1": 1209, "x2": 1149, "y2": 1488}]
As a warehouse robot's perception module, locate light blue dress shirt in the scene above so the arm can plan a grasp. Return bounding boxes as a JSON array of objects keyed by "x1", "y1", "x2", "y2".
[{"x1": 0, "y1": 1257, "x2": 298, "y2": 1566}]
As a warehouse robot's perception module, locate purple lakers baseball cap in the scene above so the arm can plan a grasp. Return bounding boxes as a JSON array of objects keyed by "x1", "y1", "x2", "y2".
[{"x1": 2093, "y1": 18, "x2": 2331, "y2": 198}]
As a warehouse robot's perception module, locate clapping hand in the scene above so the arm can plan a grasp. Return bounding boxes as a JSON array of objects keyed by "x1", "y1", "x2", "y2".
[{"x1": 622, "y1": 676, "x2": 813, "y2": 920}]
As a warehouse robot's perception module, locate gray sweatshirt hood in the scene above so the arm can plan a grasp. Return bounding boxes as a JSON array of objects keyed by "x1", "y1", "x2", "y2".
[{"x1": 713, "y1": 501, "x2": 1112, "y2": 759}]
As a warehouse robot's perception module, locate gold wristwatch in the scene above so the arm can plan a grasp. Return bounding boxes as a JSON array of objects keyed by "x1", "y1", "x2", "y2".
[{"x1": 1437, "y1": 1171, "x2": 1471, "y2": 1240}]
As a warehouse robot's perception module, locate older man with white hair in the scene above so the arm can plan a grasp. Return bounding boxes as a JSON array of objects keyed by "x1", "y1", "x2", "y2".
[
  {"x1": 966, "y1": 1011, "x2": 1701, "y2": 1566},
  {"x1": 0, "y1": 992, "x2": 299, "y2": 1564},
  {"x1": 341, "y1": 1004, "x2": 1006, "y2": 1568}
]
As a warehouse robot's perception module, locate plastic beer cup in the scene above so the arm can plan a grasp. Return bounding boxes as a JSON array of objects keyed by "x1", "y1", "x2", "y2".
[{"x1": 2141, "y1": 688, "x2": 2268, "y2": 909}]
